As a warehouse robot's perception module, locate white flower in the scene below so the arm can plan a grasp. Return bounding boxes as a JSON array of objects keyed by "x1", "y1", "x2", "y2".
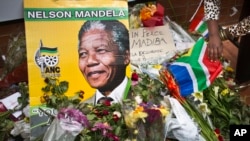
[
  {"x1": 213, "y1": 86, "x2": 220, "y2": 98},
  {"x1": 113, "y1": 111, "x2": 121, "y2": 118},
  {"x1": 223, "y1": 60, "x2": 230, "y2": 68},
  {"x1": 229, "y1": 92, "x2": 235, "y2": 96},
  {"x1": 135, "y1": 95, "x2": 143, "y2": 104},
  {"x1": 198, "y1": 103, "x2": 211, "y2": 114},
  {"x1": 192, "y1": 92, "x2": 203, "y2": 102}
]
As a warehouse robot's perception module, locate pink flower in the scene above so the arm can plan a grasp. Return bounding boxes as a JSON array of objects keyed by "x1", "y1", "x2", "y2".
[
  {"x1": 91, "y1": 122, "x2": 112, "y2": 136},
  {"x1": 57, "y1": 108, "x2": 89, "y2": 127}
]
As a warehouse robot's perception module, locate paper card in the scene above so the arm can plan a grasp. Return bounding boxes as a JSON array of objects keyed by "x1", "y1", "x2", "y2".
[
  {"x1": 0, "y1": 92, "x2": 21, "y2": 110},
  {"x1": 0, "y1": 92, "x2": 22, "y2": 118},
  {"x1": 129, "y1": 24, "x2": 176, "y2": 64}
]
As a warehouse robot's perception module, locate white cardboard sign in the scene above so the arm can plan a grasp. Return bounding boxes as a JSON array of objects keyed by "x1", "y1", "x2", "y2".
[{"x1": 130, "y1": 24, "x2": 176, "y2": 64}]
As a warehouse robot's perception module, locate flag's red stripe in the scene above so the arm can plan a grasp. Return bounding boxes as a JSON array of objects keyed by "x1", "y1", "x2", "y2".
[
  {"x1": 189, "y1": 3, "x2": 204, "y2": 32},
  {"x1": 202, "y1": 48, "x2": 223, "y2": 82}
]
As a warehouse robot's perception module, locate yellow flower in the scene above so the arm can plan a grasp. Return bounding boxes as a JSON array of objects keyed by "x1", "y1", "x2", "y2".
[
  {"x1": 152, "y1": 64, "x2": 162, "y2": 70},
  {"x1": 124, "y1": 106, "x2": 148, "y2": 128},
  {"x1": 225, "y1": 66, "x2": 234, "y2": 72},
  {"x1": 221, "y1": 88, "x2": 229, "y2": 96},
  {"x1": 133, "y1": 106, "x2": 148, "y2": 120},
  {"x1": 158, "y1": 106, "x2": 169, "y2": 117}
]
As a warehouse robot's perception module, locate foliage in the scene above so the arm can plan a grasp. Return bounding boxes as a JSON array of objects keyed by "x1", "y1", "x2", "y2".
[
  {"x1": 0, "y1": 82, "x2": 29, "y2": 141},
  {"x1": 160, "y1": 68, "x2": 218, "y2": 141},
  {"x1": 0, "y1": 32, "x2": 26, "y2": 80},
  {"x1": 40, "y1": 77, "x2": 83, "y2": 110},
  {"x1": 158, "y1": 57, "x2": 249, "y2": 141},
  {"x1": 201, "y1": 64, "x2": 250, "y2": 139},
  {"x1": 40, "y1": 76, "x2": 170, "y2": 141},
  {"x1": 75, "y1": 102, "x2": 128, "y2": 141}
]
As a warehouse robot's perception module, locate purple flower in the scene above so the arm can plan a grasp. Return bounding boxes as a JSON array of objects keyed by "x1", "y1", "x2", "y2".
[
  {"x1": 140, "y1": 101, "x2": 154, "y2": 109},
  {"x1": 91, "y1": 122, "x2": 112, "y2": 136},
  {"x1": 57, "y1": 108, "x2": 89, "y2": 127},
  {"x1": 144, "y1": 108, "x2": 162, "y2": 123}
]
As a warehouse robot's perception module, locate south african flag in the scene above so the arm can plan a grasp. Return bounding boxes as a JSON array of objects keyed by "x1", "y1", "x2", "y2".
[
  {"x1": 168, "y1": 38, "x2": 222, "y2": 96},
  {"x1": 188, "y1": 0, "x2": 209, "y2": 39}
]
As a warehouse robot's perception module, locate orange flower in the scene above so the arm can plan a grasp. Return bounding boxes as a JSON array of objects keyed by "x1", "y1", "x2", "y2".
[
  {"x1": 140, "y1": 4, "x2": 157, "y2": 21},
  {"x1": 160, "y1": 69, "x2": 185, "y2": 103}
]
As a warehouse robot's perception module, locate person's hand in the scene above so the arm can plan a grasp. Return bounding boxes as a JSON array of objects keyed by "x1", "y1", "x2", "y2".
[
  {"x1": 207, "y1": 20, "x2": 223, "y2": 61},
  {"x1": 207, "y1": 33, "x2": 223, "y2": 61}
]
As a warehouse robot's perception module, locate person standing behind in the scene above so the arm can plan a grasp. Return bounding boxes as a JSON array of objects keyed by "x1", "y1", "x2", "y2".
[
  {"x1": 77, "y1": 20, "x2": 131, "y2": 105},
  {"x1": 205, "y1": 0, "x2": 250, "y2": 84},
  {"x1": 231, "y1": 0, "x2": 250, "y2": 84},
  {"x1": 204, "y1": 0, "x2": 223, "y2": 62}
]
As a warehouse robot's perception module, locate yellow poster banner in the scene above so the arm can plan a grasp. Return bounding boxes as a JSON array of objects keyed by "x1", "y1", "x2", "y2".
[{"x1": 24, "y1": 0, "x2": 129, "y2": 138}]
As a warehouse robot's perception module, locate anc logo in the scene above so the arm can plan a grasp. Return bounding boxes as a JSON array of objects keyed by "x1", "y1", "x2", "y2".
[{"x1": 35, "y1": 40, "x2": 60, "y2": 78}]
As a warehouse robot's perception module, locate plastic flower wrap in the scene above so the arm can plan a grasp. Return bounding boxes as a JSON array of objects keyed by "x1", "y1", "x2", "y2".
[
  {"x1": 160, "y1": 69, "x2": 218, "y2": 141},
  {"x1": 123, "y1": 73, "x2": 170, "y2": 141},
  {"x1": 43, "y1": 108, "x2": 89, "y2": 141},
  {"x1": 10, "y1": 119, "x2": 30, "y2": 141},
  {"x1": 76, "y1": 102, "x2": 129, "y2": 141},
  {"x1": 122, "y1": 98, "x2": 169, "y2": 141}
]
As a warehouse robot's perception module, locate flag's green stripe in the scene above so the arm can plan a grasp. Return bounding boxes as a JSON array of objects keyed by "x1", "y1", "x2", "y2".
[
  {"x1": 24, "y1": 7, "x2": 128, "y2": 21},
  {"x1": 189, "y1": 62, "x2": 207, "y2": 91},
  {"x1": 197, "y1": 21, "x2": 207, "y2": 34},
  {"x1": 40, "y1": 50, "x2": 57, "y2": 54},
  {"x1": 176, "y1": 38, "x2": 207, "y2": 91},
  {"x1": 40, "y1": 47, "x2": 58, "y2": 54},
  {"x1": 177, "y1": 38, "x2": 204, "y2": 61}
]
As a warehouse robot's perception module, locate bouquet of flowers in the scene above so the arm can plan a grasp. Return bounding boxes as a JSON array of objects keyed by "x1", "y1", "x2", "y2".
[
  {"x1": 160, "y1": 55, "x2": 250, "y2": 141},
  {"x1": 196, "y1": 59, "x2": 250, "y2": 140},
  {"x1": 129, "y1": 1, "x2": 164, "y2": 29},
  {"x1": 40, "y1": 74, "x2": 170, "y2": 141},
  {"x1": 40, "y1": 77, "x2": 128, "y2": 141},
  {"x1": 124, "y1": 73, "x2": 170, "y2": 141}
]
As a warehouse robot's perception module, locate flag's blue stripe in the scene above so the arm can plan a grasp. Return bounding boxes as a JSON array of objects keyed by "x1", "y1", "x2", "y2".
[{"x1": 169, "y1": 65, "x2": 194, "y2": 96}]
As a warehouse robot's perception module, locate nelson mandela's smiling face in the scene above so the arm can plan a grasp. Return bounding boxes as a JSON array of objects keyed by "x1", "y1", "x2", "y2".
[{"x1": 78, "y1": 29, "x2": 129, "y2": 90}]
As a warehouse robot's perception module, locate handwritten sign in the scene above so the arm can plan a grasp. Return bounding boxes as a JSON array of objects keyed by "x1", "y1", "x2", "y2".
[{"x1": 129, "y1": 24, "x2": 176, "y2": 64}]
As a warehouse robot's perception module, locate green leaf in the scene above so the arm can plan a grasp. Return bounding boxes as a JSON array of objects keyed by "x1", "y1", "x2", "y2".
[
  {"x1": 0, "y1": 132, "x2": 7, "y2": 141},
  {"x1": 87, "y1": 114, "x2": 96, "y2": 120}
]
